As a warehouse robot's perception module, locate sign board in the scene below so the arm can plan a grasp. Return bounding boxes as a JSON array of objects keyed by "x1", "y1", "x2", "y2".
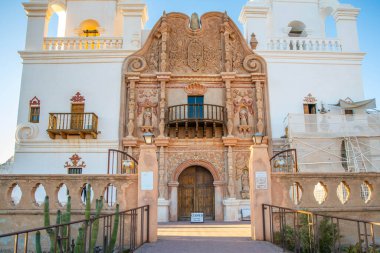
[
  {"x1": 255, "y1": 171, "x2": 268, "y2": 190},
  {"x1": 141, "y1": 171, "x2": 153, "y2": 190},
  {"x1": 191, "y1": 212, "x2": 204, "y2": 223},
  {"x1": 241, "y1": 208, "x2": 251, "y2": 221}
]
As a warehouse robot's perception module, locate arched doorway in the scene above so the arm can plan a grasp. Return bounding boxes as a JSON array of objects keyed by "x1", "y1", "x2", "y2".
[{"x1": 178, "y1": 166, "x2": 215, "y2": 220}]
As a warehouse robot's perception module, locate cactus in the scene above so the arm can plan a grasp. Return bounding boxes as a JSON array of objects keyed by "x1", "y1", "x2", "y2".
[
  {"x1": 85, "y1": 184, "x2": 91, "y2": 220},
  {"x1": 43, "y1": 196, "x2": 57, "y2": 253},
  {"x1": 106, "y1": 204, "x2": 119, "y2": 253},
  {"x1": 74, "y1": 227, "x2": 85, "y2": 253},
  {"x1": 90, "y1": 196, "x2": 104, "y2": 250},
  {"x1": 35, "y1": 231, "x2": 42, "y2": 253},
  {"x1": 62, "y1": 196, "x2": 71, "y2": 252}
]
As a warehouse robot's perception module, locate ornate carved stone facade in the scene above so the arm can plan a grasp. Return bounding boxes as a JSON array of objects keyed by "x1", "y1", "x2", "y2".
[{"x1": 121, "y1": 12, "x2": 269, "y2": 221}]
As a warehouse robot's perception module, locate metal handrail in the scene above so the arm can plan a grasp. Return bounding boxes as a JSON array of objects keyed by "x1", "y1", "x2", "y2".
[
  {"x1": 108, "y1": 149, "x2": 138, "y2": 175},
  {"x1": 270, "y1": 148, "x2": 298, "y2": 173},
  {"x1": 262, "y1": 204, "x2": 380, "y2": 252},
  {"x1": 0, "y1": 205, "x2": 150, "y2": 252}
]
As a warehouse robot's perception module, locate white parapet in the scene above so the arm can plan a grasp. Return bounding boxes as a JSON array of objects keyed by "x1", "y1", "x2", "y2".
[
  {"x1": 266, "y1": 37, "x2": 342, "y2": 52},
  {"x1": 43, "y1": 37, "x2": 123, "y2": 50}
]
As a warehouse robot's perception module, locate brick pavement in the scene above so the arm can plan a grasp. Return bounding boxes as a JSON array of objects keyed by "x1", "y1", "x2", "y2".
[{"x1": 135, "y1": 222, "x2": 283, "y2": 253}]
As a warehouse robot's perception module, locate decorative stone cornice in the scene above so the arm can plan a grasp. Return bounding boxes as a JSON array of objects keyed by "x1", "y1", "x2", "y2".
[
  {"x1": 23, "y1": 2, "x2": 50, "y2": 17},
  {"x1": 239, "y1": 2, "x2": 270, "y2": 24},
  {"x1": 155, "y1": 137, "x2": 170, "y2": 147},
  {"x1": 222, "y1": 137, "x2": 238, "y2": 147},
  {"x1": 156, "y1": 72, "x2": 172, "y2": 82},
  {"x1": 118, "y1": 1, "x2": 149, "y2": 25},
  {"x1": 221, "y1": 72, "x2": 237, "y2": 81},
  {"x1": 29, "y1": 96, "x2": 41, "y2": 107},
  {"x1": 333, "y1": 6, "x2": 360, "y2": 22}
]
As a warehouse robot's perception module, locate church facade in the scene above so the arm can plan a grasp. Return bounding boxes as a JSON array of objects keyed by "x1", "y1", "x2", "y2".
[{"x1": 10, "y1": 0, "x2": 368, "y2": 221}]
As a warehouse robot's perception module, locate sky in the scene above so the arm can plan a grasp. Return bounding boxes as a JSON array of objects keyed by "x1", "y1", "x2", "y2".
[{"x1": 0, "y1": 0, "x2": 380, "y2": 164}]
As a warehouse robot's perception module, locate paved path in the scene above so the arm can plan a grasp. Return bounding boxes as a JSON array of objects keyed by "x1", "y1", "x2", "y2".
[{"x1": 135, "y1": 222, "x2": 283, "y2": 253}]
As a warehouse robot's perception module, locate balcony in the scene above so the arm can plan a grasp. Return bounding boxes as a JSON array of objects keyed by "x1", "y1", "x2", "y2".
[
  {"x1": 47, "y1": 113, "x2": 98, "y2": 139},
  {"x1": 43, "y1": 37, "x2": 123, "y2": 51},
  {"x1": 266, "y1": 37, "x2": 342, "y2": 52},
  {"x1": 167, "y1": 104, "x2": 226, "y2": 138}
]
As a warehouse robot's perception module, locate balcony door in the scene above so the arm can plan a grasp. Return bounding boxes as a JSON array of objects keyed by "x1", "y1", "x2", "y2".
[
  {"x1": 188, "y1": 96, "x2": 204, "y2": 119},
  {"x1": 71, "y1": 104, "x2": 84, "y2": 130}
]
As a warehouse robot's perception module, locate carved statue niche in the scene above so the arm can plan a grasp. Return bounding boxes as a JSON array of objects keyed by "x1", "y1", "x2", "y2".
[
  {"x1": 238, "y1": 107, "x2": 251, "y2": 135},
  {"x1": 241, "y1": 169, "x2": 250, "y2": 199},
  {"x1": 137, "y1": 90, "x2": 158, "y2": 133},
  {"x1": 143, "y1": 107, "x2": 153, "y2": 127}
]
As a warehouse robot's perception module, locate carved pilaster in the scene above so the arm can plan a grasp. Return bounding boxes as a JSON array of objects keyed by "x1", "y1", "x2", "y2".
[
  {"x1": 159, "y1": 13, "x2": 168, "y2": 72},
  {"x1": 222, "y1": 73, "x2": 236, "y2": 137},
  {"x1": 157, "y1": 73, "x2": 171, "y2": 137},
  {"x1": 227, "y1": 146, "x2": 235, "y2": 198},
  {"x1": 158, "y1": 146, "x2": 166, "y2": 198},
  {"x1": 255, "y1": 80, "x2": 265, "y2": 134},
  {"x1": 127, "y1": 76, "x2": 139, "y2": 138}
]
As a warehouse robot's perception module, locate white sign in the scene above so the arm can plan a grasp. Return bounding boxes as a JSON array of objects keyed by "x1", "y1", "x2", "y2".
[
  {"x1": 191, "y1": 212, "x2": 204, "y2": 223},
  {"x1": 255, "y1": 171, "x2": 268, "y2": 190},
  {"x1": 141, "y1": 172, "x2": 153, "y2": 190}
]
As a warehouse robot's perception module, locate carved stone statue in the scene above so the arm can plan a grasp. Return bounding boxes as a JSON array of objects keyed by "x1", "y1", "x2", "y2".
[
  {"x1": 190, "y1": 12, "x2": 200, "y2": 30},
  {"x1": 239, "y1": 108, "x2": 249, "y2": 126},
  {"x1": 143, "y1": 107, "x2": 153, "y2": 126},
  {"x1": 241, "y1": 169, "x2": 250, "y2": 199}
]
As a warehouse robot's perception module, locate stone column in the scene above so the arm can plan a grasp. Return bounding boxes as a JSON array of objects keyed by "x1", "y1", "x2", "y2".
[
  {"x1": 118, "y1": 0, "x2": 148, "y2": 50},
  {"x1": 138, "y1": 144, "x2": 159, "y2": 242},
  {"x1": 249, "y1": 144, "x2": 272, "y2": 241},
  {"x1": 239, "y1": 1, "x2": 270, "y2": 49},
  {"x1": 23, "y1": 2, "x2": 51, "y2": 50},
  {"x1": 214, "y1": 181, "x2": 225, "y2": 222},
  {"x1": 168, "y1": 181, "x2": 179, "y2": 221},
  {"x1": 127, "y1": 76, "x2": 139, "y2": 138},
  {"x1": 155, "y1": 137, "x2": 170, "y2": 222},
  {"x1": 333, "y1": 6, "x2": 360, "y2": 52},
  {"x1": 222, "y1": 73, "x2": 236, "y2": 137}
]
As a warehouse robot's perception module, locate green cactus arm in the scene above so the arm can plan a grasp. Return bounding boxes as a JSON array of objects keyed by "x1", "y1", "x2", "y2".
[
  {"x1": 74, "y1": 227, "x2": 84, "y2": 253},
  {"x1": 106, "y1": 204, "x2": 119, "y2": 253},
  {"x1": 35, "y1": 231, "x2": 42, "y2": 253},
  {"x1": 43, "y1": 196, "x2": 50, "y2": 227},
  {"x1": 90, "y1": 197, "x2": 104, "y2": 250},
  {"x1": 85, "y1": 184, "x2": 91, "y2": 220}
]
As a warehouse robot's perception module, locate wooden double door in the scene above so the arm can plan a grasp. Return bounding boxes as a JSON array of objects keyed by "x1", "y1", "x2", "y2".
[{"x1": 178, "y1": 166, "x2": 215, "y2": 220}]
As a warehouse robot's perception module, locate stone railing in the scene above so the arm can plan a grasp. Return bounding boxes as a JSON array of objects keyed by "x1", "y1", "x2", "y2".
[
  {"x1": 43, "y1": 37, "x2": 123, "y2": 51},
  {"x1": 0, "y1": 174, "x2": 138, "y2": 213},
  {"x1": 271, "y1": 173, "x2": 380, "y2": 212},
  {"x1": 266, "y1": 37, "x2": 342, "y2": 52}
]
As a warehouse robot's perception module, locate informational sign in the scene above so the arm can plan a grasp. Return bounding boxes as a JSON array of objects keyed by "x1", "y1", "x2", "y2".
[
  {"x1": 191, "y1": 212, "x2": 204, "y2": 223},
  {"x1": 141, "y1": 171, "x2": 153, "y2": 190},
  {"x1": 255, "y1": 171, "x2": 268, "y2": 190},
  {"x1": 241, "y1": 208, "x2": 251, "y2": 221}
]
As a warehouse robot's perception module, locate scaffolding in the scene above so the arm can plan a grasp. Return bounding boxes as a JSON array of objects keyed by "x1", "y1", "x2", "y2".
[{"x1": 285, "y1": 114, "x2": 380, "y2": 173}]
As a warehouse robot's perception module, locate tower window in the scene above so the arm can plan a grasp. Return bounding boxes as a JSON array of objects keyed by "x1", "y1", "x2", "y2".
[
  {"x1": 288, "y1": 21, "x2": 307, "y2": 37},
  {"x1": 29, "y1": 97, "x2": 41, "y2": 123}
]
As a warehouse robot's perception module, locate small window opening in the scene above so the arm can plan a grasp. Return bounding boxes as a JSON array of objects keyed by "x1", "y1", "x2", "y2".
[
  {"x1": 68, "y1": 168, "x2": 82, "y2": 174},
  {"x1": 288, "y1": 21, "x2": 307, "y2": 37},
  {"x1": 29, "y1": 97, "x2": 41, "y2": 123},
  {"x1": 303, "y1": 104, "x2": 317, "y2": 114},
  {"x1": 345, "y1": 109, "x2": 354, "y2": 115}
]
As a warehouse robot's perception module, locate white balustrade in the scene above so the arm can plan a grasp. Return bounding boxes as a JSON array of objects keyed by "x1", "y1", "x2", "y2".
[
  {"x1": 43, "y1": 37, "x2": 123, "y2": 51},
  {"x1": 267, "y1": 37, "x2": 342, "y2": 52}
]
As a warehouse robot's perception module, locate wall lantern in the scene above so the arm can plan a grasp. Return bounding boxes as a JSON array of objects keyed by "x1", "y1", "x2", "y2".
[
  {"x1": 122, "y1": 159, "x2": 135, "y2": 174},
  {"x1": 253, "y1": 132, "x2": 264, "y2": 145},
  {"x1": 143, "y1": 132, "x2": 155, "y2": 145}
]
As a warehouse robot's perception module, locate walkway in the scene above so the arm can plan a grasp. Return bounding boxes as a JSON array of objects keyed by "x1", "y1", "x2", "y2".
[{"x1": 135, "y1": 222, "x2": 283, "y2": 253}]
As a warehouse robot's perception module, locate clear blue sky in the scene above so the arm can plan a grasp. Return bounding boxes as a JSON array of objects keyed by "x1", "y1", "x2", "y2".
[{"x1": 0, "y1": 0, "x2": 379, "y2": 163}]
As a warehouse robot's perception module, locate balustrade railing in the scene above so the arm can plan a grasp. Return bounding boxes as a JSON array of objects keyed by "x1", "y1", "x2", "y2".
[
  {"x1": 43, "y1": 37, "x2": 123, "y2": 51},
  {"x1": 267, "y1": 38, "x2": 342, "y2": 52},
  {"x1": 167, "y1": 104, "x2": 226, "y2": 125}
]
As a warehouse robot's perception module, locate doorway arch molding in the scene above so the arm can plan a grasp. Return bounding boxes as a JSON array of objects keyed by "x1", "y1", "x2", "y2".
[{"x1": 172, "y1": 159, "x2": 221, "y2": 182}]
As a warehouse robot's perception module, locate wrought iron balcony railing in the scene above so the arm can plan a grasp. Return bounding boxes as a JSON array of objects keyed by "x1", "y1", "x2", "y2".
[
  {"x1": 47, "y1": 113, "x2": 98, "y2": 139},
  {"x1": 167, "y1": 104, "x2": 226, "y2": 125}
]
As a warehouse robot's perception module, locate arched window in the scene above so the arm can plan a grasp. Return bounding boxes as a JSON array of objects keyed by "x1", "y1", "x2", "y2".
[
  {"x1": 47, "y1": 3, "x2": 67, "y2": 37},
  {"x1": 29, "y1": 97, "x2": 40, "y2": 123},
  {"x1": 288, "y1": 21, "x2": 307, "y2": 37},
  {"x1": 79, "y1": 19, "x2": 101, "y2": 37}
]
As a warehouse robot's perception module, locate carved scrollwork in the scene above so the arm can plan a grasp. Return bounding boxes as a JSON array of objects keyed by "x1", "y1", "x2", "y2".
[
  {"x1": 184, "y1": 82, "x2": 207, "y2": 96},
  {"x1": 243, "y1": 55, "x2": 262, "y2": 73},
  {"x1": 126, "y1": 56, "x2": 147, "y2": 72},
  {"x1": 15, "y1": 123, "x2": 39, "y2": 142}
]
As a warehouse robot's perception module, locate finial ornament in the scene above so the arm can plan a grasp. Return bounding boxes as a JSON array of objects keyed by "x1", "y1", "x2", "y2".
[{"x1": 190, "y1": 12, "x2": 200, "y2": 30}]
